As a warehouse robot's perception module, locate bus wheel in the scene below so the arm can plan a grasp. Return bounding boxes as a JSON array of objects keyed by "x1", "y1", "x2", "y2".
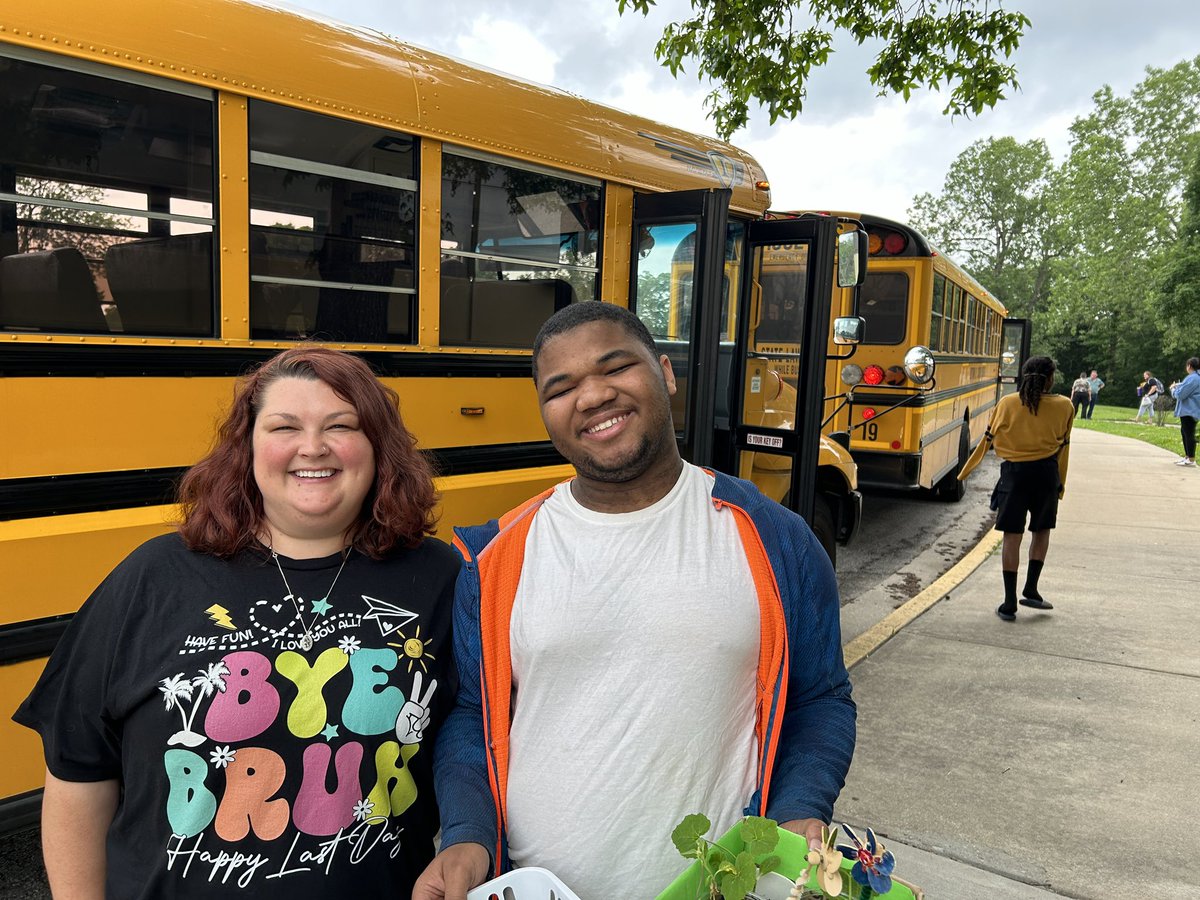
[
  {"x1": 935, "y1": 425, "x2": 969, "y2": 503},
  {"x1": 813, "y1": 496, "x2": 837, "y2": 567}
]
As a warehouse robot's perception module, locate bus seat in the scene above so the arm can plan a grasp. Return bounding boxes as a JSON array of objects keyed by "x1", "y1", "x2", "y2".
[
  {"x1": 0, "y1": 247, "x2": 109, "y2": 333},
  {"x1": 474, "y1": 278, "x2": 573, "y2": 346},
  {"x1": 441, "y1": 276, "x2": 573, "y2": 347},
  {"x1": 104, "y1": 233, "x2": 214, "y2": 336},
  {"x1": 439, "y1": 269, "x2": 472, "y2": 344},
  {"x1": 313, "y1": 288, "x2": 388, "y2": 342}
]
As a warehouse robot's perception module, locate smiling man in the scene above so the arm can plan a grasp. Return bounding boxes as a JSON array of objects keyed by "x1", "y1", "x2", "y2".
[{"x1": 414, "y1": 302, "x2": 856, "y2": 900}]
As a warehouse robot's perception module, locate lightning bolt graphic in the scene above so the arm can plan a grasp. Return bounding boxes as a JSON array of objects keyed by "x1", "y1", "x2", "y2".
[{"x1": 205, "y1": 604, "x2": 236, "y2": 630}]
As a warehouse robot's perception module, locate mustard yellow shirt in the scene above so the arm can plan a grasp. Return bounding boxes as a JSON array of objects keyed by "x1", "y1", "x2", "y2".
[{"x1": 959, "y1": 392, "x2": 1074, "y2": 493}]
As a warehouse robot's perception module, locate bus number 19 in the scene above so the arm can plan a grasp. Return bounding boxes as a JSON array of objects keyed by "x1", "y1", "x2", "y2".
[{"x1": 864, "y1": 422, "x2": 878, "y2": 441}]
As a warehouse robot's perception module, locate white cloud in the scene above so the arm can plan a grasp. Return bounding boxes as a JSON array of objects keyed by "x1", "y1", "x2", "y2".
[{"x1": 452, "y1": 17, "x2": 560, "y2": 86}]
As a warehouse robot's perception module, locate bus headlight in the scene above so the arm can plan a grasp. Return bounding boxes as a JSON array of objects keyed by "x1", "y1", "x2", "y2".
[
  {"x1": 841, "y1": 364, "x2": 863, "y2": 386},
  {"x1": 903, "y1": 346, "x2": 936, "y2": 384}
]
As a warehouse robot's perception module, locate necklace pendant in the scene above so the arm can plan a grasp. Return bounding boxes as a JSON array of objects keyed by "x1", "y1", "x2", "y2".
[{"x1": 299, "y1": 633, "x2": 314, "y2": 651}]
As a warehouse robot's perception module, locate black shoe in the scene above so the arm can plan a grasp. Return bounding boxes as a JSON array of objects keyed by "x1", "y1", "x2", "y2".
[
  {"x1": 996, "y1": 604, "x2": 1017, "y2": 621},
  {"x1": 1019, "y1": 596, "x2": 1053, "y2": 610}
]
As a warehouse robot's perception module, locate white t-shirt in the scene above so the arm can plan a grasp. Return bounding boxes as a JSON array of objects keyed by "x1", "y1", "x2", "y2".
[{"x1": 505, "y1": 463, "x2": 761, "y2": 899}]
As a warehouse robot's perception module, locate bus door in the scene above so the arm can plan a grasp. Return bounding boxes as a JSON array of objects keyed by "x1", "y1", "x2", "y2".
[
  {"x1": 629, "y1": 188, "x2": 732, "y2": 469},
  {"x1": 630, "y1": 194, "x2": 840, "y2": 528},
  {"x1": 730, "y1": 216, "x2": 839, "y2": 524},
  {"x1": 1000, "y1": 317, "x2": 1030, "y2": 396}
]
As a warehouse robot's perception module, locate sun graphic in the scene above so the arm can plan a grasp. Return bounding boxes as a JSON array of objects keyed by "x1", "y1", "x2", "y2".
[{"x1": 388, "y1": 625, "x2": 435, "y2": 673}]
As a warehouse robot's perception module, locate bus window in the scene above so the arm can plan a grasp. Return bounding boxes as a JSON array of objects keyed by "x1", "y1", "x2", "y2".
[
  {"x1": 249, "y1": 101, "x2": 417, "y2": 343},
  {"x1": 439, "y1": 152, "x2": 600, "y2": 348},
  {"x1": 858, "y1": 271, "x2": 908, "y2": 344},
  {"x1": 755, "y1": 243, "x2": 809, "y2": 347},
  {"x1": 931, "y1": 271, "x2": 946, "y2": 351},
  {"x1": 632, "y1": 221, "x2": 696, "y2": 431},
  {"x1": 1, "y1": 55, "x2": 215, "y2": 336}
]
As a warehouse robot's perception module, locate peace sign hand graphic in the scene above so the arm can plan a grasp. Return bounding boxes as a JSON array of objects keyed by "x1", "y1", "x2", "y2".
[{"x1": 395, "y1": 670, "x2": 437, "y2": 745}]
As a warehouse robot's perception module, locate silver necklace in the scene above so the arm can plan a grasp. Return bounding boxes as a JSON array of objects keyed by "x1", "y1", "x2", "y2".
[{"x1": 271, "y1": 549, "x2": 350, "y2": 651}]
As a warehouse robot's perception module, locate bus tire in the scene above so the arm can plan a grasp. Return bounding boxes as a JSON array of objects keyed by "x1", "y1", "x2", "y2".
[
  {"x1": 935, "y1": 425, "x2": 970, "y2": 503},
  {"x1": 813, "y1": 495, "x2": 837, "y2": 567}
]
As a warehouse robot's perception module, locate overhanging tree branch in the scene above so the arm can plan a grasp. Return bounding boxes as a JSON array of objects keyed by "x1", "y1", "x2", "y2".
[{"x1": 617, "y1": 0, "x2": 1030, "y2": 139}]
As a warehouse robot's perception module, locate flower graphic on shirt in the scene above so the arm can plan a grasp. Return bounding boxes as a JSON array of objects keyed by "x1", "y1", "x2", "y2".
[
  {"x1": 209, "y1": 745, "x2": 236, "y2": 769},
  {"x1": 338, "y1": 636, "x2": 361, "y2": 655},
  {"x1": 353, "y1": 799, "x2": 375, "y2": 822}
]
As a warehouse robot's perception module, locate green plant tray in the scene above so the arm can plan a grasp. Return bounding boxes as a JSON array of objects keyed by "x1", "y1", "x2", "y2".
[{"x1": 654, "y1": 823, "x2": 921, "y2": 900}]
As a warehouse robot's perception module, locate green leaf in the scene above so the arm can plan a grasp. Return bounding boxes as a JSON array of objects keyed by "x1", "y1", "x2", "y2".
[
  {"x1": 758, "y1": 854, "x2": 782, "y2": 876},
  {"x1": 672, "y1": 814, "x2": 711, "y2": 859},
  {"x1": 740, "y1": 816, "x2": 779, "y2": 857},
  {"x1": 714, "y1": 851, "x2": 758, "y2": 900}
]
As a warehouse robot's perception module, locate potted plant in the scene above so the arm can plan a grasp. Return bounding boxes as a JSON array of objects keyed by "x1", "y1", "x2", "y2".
[{"x1": 660, "y1": 815, "x2": 920, "y2": 900}]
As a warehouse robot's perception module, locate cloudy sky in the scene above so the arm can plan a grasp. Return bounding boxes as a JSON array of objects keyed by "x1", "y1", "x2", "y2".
[{"x1": 288, "y1": 0, "x2": 1200, "y2": 221}]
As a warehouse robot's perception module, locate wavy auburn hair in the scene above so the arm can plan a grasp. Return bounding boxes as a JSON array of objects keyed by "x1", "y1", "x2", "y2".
[{"x1": 178, "y1": 346, "x2": 438, "y2": 558}]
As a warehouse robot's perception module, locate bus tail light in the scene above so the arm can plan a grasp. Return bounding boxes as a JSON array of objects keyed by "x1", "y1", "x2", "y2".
[
  {"x1": 862, "y1": 364, "x2": 884, "y2": 385},
  {"x1": 862, "y1": 407, "x2": 877, "y2": 421},
  {"x1": 891, "y1": 440, "x2": 902, "y2": 449}
]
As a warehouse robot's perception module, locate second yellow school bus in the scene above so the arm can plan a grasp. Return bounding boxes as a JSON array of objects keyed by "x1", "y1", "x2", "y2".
[{"x1": 777, "y1": 212, "x2": 1017, "y2": 500}]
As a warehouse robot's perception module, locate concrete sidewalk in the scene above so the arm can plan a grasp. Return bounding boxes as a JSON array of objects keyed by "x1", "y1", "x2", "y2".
[{"x1": 834, "y1": 426, "x2": 1200, "y2": 899}]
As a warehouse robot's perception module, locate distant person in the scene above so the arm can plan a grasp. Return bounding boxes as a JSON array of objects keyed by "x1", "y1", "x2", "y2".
[
  {"x1": 1169, "y1": 357, "x2": 1200, "y2": 467},
  {"x1": 1085, "y1": 369, "x2": 1105, "y2": 419},
  {"x1": 959, "y1": 356, "x2": 1074, "y2": 621},
  {"x1": 1070, "y1": 372, "x2": 1091, "y2": 418},
  {"x1": 1134, "y1": 370, "x2": 1163, "y2": 424}
]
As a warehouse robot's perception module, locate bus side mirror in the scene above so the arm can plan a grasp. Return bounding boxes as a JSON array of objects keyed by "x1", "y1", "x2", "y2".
[
  {"x1": 832, "y1": 316, "x2": 865, "y2": 345},
  {"x1": 837, "y1": 230, "x2": 867, "y2": 287}
]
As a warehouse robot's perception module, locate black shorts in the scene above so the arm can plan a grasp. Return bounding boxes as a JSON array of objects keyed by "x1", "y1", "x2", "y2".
[{"x1": 991, "y1": 457, "x2": 1061, "y2": 533}]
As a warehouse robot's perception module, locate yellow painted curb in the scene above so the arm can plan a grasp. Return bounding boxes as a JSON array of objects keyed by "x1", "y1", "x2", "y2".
[{"x1": 843, "y1": 529, "x2": 1003, "y2": 669}]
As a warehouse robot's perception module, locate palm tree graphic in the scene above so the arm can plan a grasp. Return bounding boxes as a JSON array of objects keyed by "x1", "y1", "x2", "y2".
[{"x1": 159, "y1": 661, "x2": 229, "y2": 748}]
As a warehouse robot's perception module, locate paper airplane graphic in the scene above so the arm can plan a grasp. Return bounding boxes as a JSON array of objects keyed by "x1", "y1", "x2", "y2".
[{"x1": 361, "y1": 596, "x2": 418, "y2": 637}]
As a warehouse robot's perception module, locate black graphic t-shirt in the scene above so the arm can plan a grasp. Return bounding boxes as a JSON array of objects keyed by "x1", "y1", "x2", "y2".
[{"x1": 15, "y1": 533, "x2": 461, "y2": 899}]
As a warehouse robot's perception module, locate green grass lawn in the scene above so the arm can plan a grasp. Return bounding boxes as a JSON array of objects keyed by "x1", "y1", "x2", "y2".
[{"x1": 1073, "y1": 402, "x2": 1186, "y2": 455}]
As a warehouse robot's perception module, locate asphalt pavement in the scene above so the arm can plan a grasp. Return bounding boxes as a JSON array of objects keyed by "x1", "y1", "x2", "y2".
[{"x1": 834, "y1": 426, "x2": 1200, "y2": 899}]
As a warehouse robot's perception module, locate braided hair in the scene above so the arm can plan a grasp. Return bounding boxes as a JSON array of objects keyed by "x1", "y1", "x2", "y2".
[{"x1": 1018, "y1": 356, "x2": 1056, "y2": 414}]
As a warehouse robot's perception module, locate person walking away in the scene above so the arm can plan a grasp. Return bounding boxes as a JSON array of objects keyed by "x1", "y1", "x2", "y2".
[
  {"x1": 959, "y1": 356, "x2": 1074, "y2": 621},
  {"x1": 1134, "y1": 371, "x2": 1163, "y2": 424},
  {"x1": 1169, "y1": 357, "x2": 1200, "y2": 466},
  {"x1": 413, "y1": 302, "x2": 856, "y2": 900},
  {"x1": 1070, "y1": 372, "x2": 1091, "y2": 419},
  {"x1": 1084, "y1": 370, "x2": 1105, "y2": 419},
  {"x1": 14, "y1": 347, "x2": 462, "y2": 899}
]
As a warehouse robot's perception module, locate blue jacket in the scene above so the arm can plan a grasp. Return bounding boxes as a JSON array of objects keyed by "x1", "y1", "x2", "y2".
[
  {"x1": 1172, "y1": 371, "x2": 1200, "y2": 419},
  {"x1": 433, "y1": 471, "x2": 857, "y2": 872}
]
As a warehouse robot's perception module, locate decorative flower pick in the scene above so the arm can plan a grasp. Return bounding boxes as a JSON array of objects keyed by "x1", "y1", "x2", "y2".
[
  {"x1": 836, "y1": 825, "x2": 896, "y2": 897},
  {"x1": 797, "y1": 825, "x2": 844, "y2": 897}
]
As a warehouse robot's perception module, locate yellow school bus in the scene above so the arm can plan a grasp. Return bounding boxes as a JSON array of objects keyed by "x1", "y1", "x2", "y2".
[
  {"x1": 0, "y1": 0, "x2": 864, "y2": 827},
  {"x1": 777, "y1": 212, "x2": 1029, "y2": 499}
]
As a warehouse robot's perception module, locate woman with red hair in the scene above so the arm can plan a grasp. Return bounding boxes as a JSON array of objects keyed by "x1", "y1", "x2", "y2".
[{"x1": 16, "y1": 346, "x2": 461, "y2": 899}]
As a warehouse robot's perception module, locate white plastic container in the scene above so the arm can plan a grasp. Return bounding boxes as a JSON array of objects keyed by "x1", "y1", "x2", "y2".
[{"x1": 466, "y1": 866, "x2": 583, "y2": 900}]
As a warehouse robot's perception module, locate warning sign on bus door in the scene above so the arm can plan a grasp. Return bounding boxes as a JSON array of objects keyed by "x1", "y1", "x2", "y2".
[{"x1": 745, "y1": 433, "x2": 785, "y2": 449}]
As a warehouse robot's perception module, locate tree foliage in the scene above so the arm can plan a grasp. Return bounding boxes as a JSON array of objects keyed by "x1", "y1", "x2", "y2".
[
  {"x1": 1043, "y1": 57, "x2": 1200, "y2": 395},
  {"x1": 909, "y1": 136, "x2": 1061, "y2": 319},
  {"x1": 1157, "y1": 144, "x2": 1200, "y2": 357},
  {"x1": 911, "y1": 56, "x2": 1200, "y2": 404},
  {"x1": 616, "y1": 0, "x2": 1030, "y2": 139}
]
